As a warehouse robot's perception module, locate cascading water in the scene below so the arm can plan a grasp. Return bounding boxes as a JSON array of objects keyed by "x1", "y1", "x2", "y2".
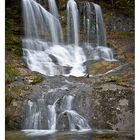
[
  {"x1": 62, "y1": 110, "x2": 91, "y2": 131},
  {"x1": 22, "y1": 0, "x2": 63, "y2": 42},
  {"x1": 67, "y1": 0, "x2": 79, "y2": 45},
  {"x1": 22, "y1": 0, "x2": 114, "y2": 77},
  {"x1": 94, "y1": 3, "x2": 107, "y2": 46},
  {"x1": 22, "y1": 0, "x2": 87, "y2": 77},
  {"x1": 48, "y1": 0, "x2": 59, "y2": 18},
  {"x1": 23, "y1": 94, "x2": 90, "y2": 134},
  {"x1": 58, "y1": 95, "x2": 90, "y2": 131},
  {"x1": 80, "y1": 2, "x2": 106, "y2": 46},
  {"x1": 22, "y1": 0, "x2": 115, "y2": 135}
]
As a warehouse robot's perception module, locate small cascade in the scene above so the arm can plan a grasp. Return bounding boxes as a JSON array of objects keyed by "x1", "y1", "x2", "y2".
[
  {"x1": 80, "y1": 2, "x2": 95, "y2": 43},
  {"x1": 24, "y1": 100, "x2": 43, "y2": 129},
  {"x1": 48, "y1": 0, "x2": 59, "y2": 18},
  {"x1": 63, "y1": 110, "x2": 91, "y2": 131},
  {"x1": 58, "y1": 95, "x2": 91, "y2": 131},
  {"x1": 80, "y1": 2, "x2": 106, "y2": 46},
  {"x1": 23, "y1": 95, "x2": 90, "y2": 132},
  {"x1": 47, "y1": 105, "x2": 56, "y2": 130},
  {"x1": 67, "y1": 0, "x2": 79, "y2": 45},
  {"x1": 93, "y1": 3, "x2": 107, "y2": 46},
  {"x1": 22, "y1": 0, "x2": 63, "y2": 43},
  {"x1": 61, "y1": 95, "x2": 74, "y2": 110}
]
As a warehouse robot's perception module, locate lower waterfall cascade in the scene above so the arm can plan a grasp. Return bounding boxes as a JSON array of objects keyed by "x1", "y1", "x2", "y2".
[{"x1": 22, "y1": 94, "x2": 91, "y2": 135}]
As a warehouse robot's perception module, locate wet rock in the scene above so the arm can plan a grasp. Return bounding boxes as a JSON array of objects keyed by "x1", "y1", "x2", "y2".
[
  {"x1": 105, "y1": 14, "x2": 134, "y2": 32},
  {"x1": 57, "y1": 112, "x2": 70, "y2": 131}
]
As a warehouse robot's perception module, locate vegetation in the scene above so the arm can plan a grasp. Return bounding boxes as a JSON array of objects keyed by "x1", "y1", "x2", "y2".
[
  {"x1": 28, "y1": 73, "x2": 44, "y2": 84},
  {"x1": 5, "y1": 63, "x2": 20, "y2": 84}
]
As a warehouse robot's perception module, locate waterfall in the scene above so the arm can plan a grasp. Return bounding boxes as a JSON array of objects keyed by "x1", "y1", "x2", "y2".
[
  {"x1": 67, "y1": 0, "x2": 79, "y2": 45},
  {"x1": 22, "y1": 0, "x2": 114, "y2": 77},
  {"x1": 80, "y1": 2, "x2": 93, "y2": 43},
  {"x1": 93, "y1": 3, "x2": 107, "y2": 46},
  {"x1": 64, "y1": 110, "x2": 91, "y2": 131},
  {"x1": 23, "y1": 95, "x2": 90, "y2": 133},
  {"x1": 61, "y1": 95, "x2": 74, "y2": 110},
  {"x1": 22, "y1": 0, "x2": 87, "y2": 77},
  {"x1": 58, "y1": 95, "x2": 91, "y2": 131},
  {"x1": 22, "y1": 0, "x2": 115, "y2": 135},
  {"x1": 80, "y1": 2, "x2": 106, "y2": 46},
  {"x1": 48, "y1": 0, "x2": 59, "y2": 17},
  {"x1": 24, "y1": 100, "x2": 43, "y2": 129},
  {"x1": 22, "y1": 0, "x2": 63, "y2": 43},
  {"x1": 47, "y1": 105, "x2": 56, "y2": 130}
]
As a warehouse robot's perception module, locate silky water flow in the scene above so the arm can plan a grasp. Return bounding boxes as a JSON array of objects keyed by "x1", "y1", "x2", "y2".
[{"x1": 22, "y1": 0, "x2": 115, "y2": 135}]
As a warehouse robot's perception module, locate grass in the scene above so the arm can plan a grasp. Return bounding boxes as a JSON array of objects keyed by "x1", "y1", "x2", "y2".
[{"x1": 5, "y1": 63, "x2": 20, "y2": 84}]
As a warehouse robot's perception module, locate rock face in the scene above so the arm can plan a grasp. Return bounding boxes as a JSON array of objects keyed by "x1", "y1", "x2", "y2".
[{"x1": 6, "y1": 68, "x2": 134, "y2": 131}]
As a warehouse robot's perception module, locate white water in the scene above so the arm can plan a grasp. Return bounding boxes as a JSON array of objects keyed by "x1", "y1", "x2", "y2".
[
  {"x1": 65, "y1": 110, "x2": 91, "y2": 131},
  {"x1": 81, "y1": 2, "x2": 92, "y2": 43},
  {"x1": 58, "y1": 95, "x2": 91, "y2": 131},
  {"x1": 61, "y1": 95, "x2": 74, "y2": 110},
  {"x1": 23, "y1": 95, "x2": 90, "y2": 133},
  {"x1": 24, "y1": 100, "x2": 42, "y2": 129},
  {"x1": 22, "y1": 0, "x2": 87, "y2": 77},
  {"x1": 48, "y1": 0, "x2": 59, "y2": 18},
  {"x1": 22, "y1": 129, "x2": 56, "y2": 136},
  {"x1": 67, "y1": 0, "x2": 79, "y2": 45},
  {"x1": 47, "y1": 105, "x2": 56, "y2": 130},
  {"x1": 93, "y1": 3, "x2": 107, "y2": 46},
  {"x1": 23, "y1": 39, "x2": 86, "y2": 76},
  {"x1": 22, "y1": 0, "x2": 114, "y2": 77},
  {"x1": 22, "y1": 0, "x2": 63, "y2": 43},
  {"x1": 22, "y1": 0, "x2": 114, "y2": 134},
  {"x1": 80, "y1": 2, "x2": 106, "y2": 46}
]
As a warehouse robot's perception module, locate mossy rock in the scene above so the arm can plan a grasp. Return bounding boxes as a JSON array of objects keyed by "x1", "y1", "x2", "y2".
[
  {"x1": 24, "y1": 72, "x2": 45, "y2": 85},
  {"x1": 88, "y1": 60, "x2": 119, "y2": 75},
  {"x1": 105, "y1": 64, "x2": 134, "y2": 85}
]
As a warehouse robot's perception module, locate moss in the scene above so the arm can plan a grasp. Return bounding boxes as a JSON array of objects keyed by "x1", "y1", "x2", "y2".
[
  {"x1": 107, "y1": 75, "x2": 121, "y2": 83},
  {"x1": 106, "y1": 71, "x2": 134, "y2": 85},
  {"x1": 30, "y1": 73, "x2": 44, "y2": 85},
  {"x1": 5, "y1": 63, "x2": 20, "y2": 84},
  {"x1": 88, "y1": 61, "x2": 118, "y2": 75}
]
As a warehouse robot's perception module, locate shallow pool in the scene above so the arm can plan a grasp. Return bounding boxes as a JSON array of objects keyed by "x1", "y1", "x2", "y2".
[{"x1": 5, "y1": 130, "x2": 134, "y2": 140}]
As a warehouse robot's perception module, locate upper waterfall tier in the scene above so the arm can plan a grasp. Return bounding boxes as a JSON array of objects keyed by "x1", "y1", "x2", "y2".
[{"x1": 22, "y1": 0, "x2": 114, "y2": 77}]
